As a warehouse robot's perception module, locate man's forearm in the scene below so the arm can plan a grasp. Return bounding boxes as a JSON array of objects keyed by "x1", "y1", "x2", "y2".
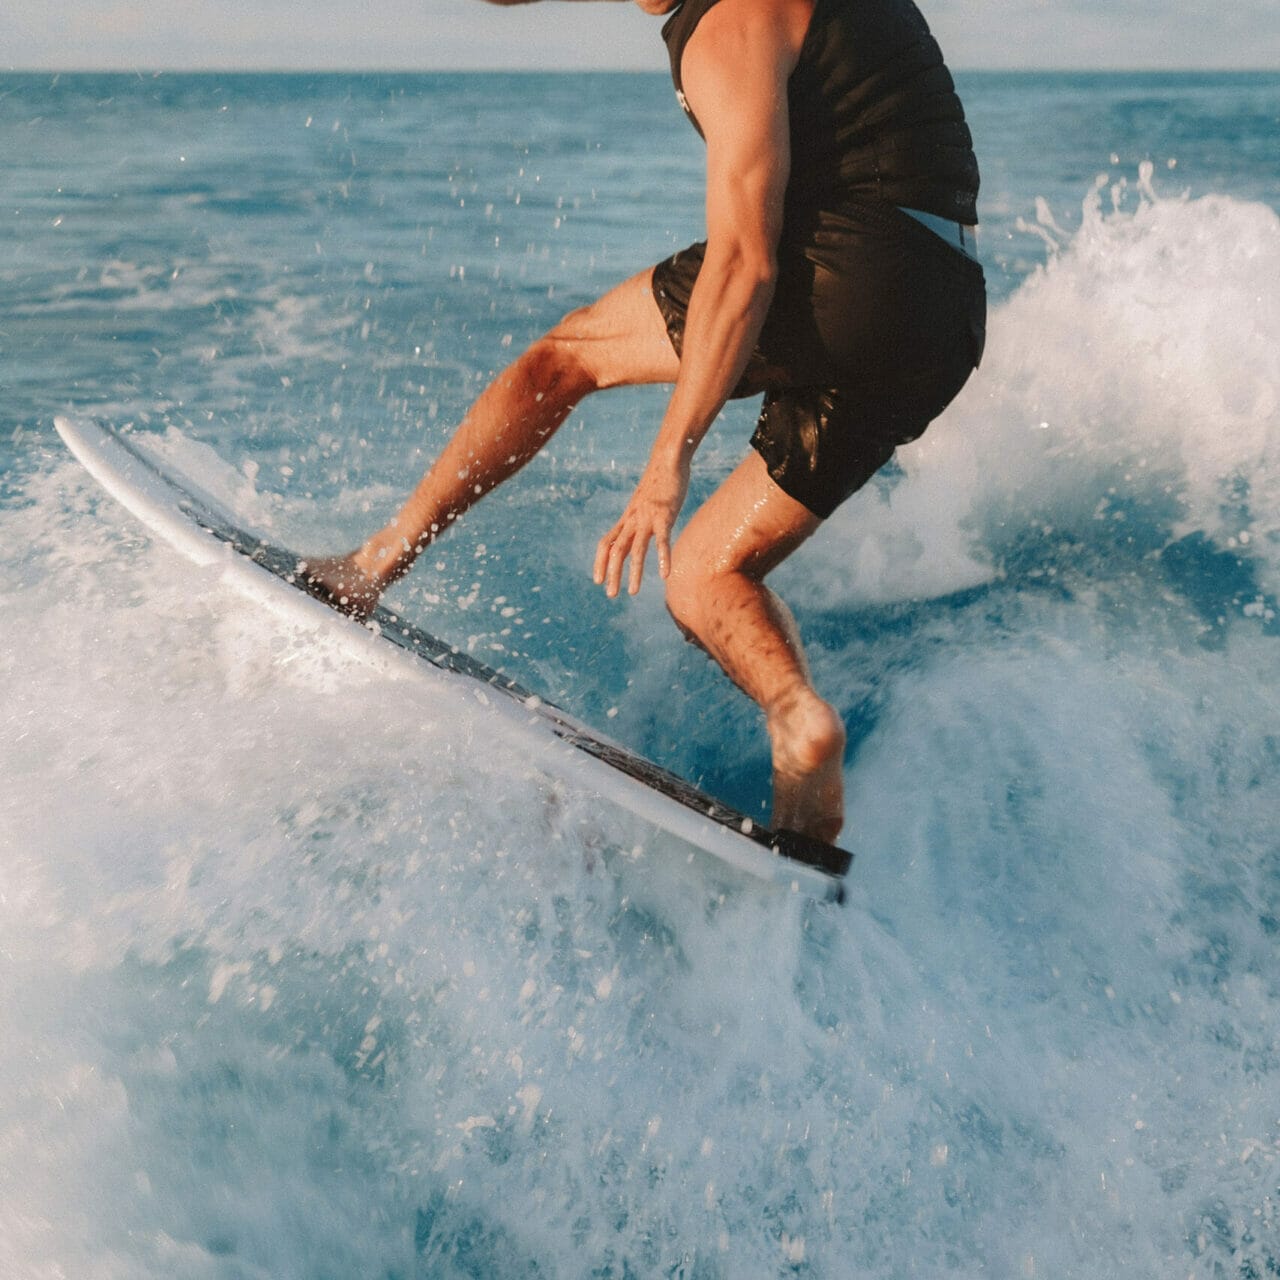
[{"x1": 650, "y1": 239, "x2": 777, "y2": 470}]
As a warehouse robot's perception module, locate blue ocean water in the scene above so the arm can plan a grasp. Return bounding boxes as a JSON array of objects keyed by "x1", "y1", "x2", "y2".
[{"x1": 1, "y1": 69, "x2": 1279, "y2": 1277}]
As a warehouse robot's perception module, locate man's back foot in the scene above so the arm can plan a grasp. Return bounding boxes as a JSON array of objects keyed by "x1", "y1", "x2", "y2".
[{"x1": 768, "y1": 692, "x2": 846, "y2": 844}]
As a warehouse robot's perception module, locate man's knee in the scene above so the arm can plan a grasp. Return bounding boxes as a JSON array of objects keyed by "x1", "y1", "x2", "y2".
[
  {"x1": 520, "y1": 325, "x2": 598, "y2": 403},
  {"x1": 541, "y1": 286, "x2": 663, "y2": 392}
]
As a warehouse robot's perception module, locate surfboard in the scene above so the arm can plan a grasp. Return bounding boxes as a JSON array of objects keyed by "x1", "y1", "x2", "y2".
[{"x1": 55, "y1": 415, "x2": 852, "y2": 902}]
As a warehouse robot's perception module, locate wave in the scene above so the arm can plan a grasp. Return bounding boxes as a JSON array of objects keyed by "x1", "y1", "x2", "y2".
[{"x1": 1, "y1": 178, "x2": 1277, "y2": 1277}]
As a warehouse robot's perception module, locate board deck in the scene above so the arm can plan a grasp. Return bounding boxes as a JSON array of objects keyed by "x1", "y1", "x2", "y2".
[{"x1": 55, "y1": 416, "x2": 851, "y2": 901}]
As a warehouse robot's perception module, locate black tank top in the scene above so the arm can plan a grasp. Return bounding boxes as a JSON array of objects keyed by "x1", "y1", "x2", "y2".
[{"x1": 662, "y1": 0, "x2": 979, "y2": 225}]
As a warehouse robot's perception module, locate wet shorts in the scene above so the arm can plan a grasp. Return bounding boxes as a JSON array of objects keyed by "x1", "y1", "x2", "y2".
[{"x1": 651, "y1": 198, "x2": 987, "y2": 518}]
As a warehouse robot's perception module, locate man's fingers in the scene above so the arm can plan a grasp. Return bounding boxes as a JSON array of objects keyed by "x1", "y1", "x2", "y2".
[
  {"x1": 628, "y1": 530, "x2": 651, "y2": 596},
  {"x1": 596, "y1": 510, "x2": 671, "y2": 598},
  {"x1": 592, "y1": 528, "x2": 615, "y2": 586},
  {"x1": 606, "y1": 529, "x2": 633, "y2": 598},
  {"x1": 656, "y1": 531, "x2": 672, "y2": 580},
  {"x1": 595, "y1": 520, "x2": 628, "y2": 597}
]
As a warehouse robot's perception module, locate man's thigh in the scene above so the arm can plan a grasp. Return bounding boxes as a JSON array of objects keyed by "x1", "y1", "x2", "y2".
[{"x1": 545, "y1": 268, "x2": 682, "y2": 391}]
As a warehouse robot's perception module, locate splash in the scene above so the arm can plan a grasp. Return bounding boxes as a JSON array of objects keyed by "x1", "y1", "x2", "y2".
[
  {"x1": 802, "y1": 166, "x2": 1280, "y2": 614},
  {"x1": 2, "y1": 178, "x2": 1279, "y2": 1279}
]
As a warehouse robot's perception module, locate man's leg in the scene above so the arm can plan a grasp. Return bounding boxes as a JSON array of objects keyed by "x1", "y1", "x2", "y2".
[
  {"x1": 664, "y1": 451, "x2": 845, "y2": 842},
  {"x1": 304, "y1": 268, "x2": 681, "y2": 616}
]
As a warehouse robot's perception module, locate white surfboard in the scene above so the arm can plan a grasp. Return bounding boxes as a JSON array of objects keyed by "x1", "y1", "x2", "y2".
[{"x1": 55, "y1": 415, "x2": 851, "y2": 902}]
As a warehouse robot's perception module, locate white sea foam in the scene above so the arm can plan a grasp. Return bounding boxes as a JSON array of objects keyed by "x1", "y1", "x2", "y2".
[
  {"x1": 2, "y1": 182, "x2": 1278, "y2": 1278},
  {"x1": 802, "y1": 170, "x2": 1280, "y2": 606}
]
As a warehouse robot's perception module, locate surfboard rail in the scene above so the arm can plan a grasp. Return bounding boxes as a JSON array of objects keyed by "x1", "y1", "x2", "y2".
[{"x1": 55, "y1": 415, "x2": 852, "y2": 902}]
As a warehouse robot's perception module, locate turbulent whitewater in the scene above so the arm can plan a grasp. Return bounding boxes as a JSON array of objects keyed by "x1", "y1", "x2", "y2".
[{"x1": 1, "y1": 71, "x2": 1278, "y2": 1278}]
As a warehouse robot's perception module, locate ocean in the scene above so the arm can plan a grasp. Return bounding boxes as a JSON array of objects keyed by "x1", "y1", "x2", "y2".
[{"x1": 1, "y1": 68, "x2": 1278, "y2": 1277}]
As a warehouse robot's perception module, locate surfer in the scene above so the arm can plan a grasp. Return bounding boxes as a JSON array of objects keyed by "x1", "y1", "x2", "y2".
[{"x1": 304, "y1": 0, "x2": 985, "y2": 844}]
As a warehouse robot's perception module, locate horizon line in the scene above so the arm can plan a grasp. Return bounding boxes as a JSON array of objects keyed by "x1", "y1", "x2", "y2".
[{"x1": 5, "y1": 64, "x2": 1279, "y2": 76}]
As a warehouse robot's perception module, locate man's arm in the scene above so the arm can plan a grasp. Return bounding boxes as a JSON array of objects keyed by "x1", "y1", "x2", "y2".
[{"x1": 595, "y1": 0, "x2": 812, "y2": 597}]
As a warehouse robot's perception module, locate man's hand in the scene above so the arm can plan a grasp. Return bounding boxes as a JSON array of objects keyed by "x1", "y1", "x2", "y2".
[{"x1": 593, "y1": 455, "x2": 691, "y2": 597}]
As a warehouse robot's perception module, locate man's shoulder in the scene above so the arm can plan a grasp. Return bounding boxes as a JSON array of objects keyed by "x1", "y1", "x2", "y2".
[{"x1": 684, "y1": 0, "x2": 814, "y2": 62}]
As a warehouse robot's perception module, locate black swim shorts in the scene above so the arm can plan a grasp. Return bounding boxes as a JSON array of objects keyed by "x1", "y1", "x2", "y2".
[{"x1": 651, "y1": 198, "x2": 987, "y2": 519}]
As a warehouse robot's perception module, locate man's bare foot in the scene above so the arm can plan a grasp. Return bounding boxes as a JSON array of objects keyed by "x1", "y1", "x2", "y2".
[
  {"x1": 767, "y1": 691, "x2": 846, "y2": 843},
  {"x1": 296, "y1": 554, "x2": 382, "y2": 621}
]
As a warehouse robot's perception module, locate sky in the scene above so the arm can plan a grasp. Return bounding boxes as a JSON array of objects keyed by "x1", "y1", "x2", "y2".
[{"x1": 3, "y1": 0, "x2": 1278, "y2": 72}]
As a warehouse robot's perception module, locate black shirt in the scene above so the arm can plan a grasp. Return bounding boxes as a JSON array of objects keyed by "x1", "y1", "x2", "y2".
[{"x1": 661, "y1": 0, "x2": 980, "y2": 225}]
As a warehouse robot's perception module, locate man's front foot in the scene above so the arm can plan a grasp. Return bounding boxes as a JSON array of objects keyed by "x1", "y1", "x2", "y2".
[
  {"x1": 768, "y1": 691, "x2": 846, "y2": 843},
  {"x1": 297, "y1": 554, "x2": 382, "y2": 621}
]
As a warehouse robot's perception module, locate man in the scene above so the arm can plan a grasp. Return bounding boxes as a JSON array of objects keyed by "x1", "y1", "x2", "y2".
[{"x1": 305, "y1": 0, "x2": 985, "y2": 844}]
